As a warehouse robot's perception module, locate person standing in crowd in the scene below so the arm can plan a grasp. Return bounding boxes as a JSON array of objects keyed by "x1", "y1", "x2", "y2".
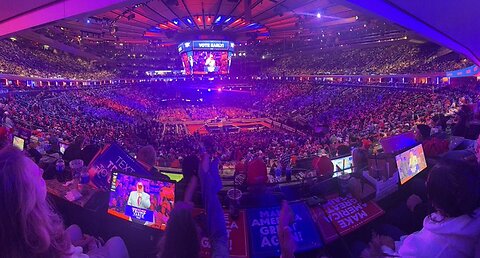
[
  {"x1": 246, "y1": 155, "x2": 268, "y2": 186},
  {"x1": 280, "y1": 148, "x2": 291, "y2": 177},
  {"x1": 63, "y1": 136, "x2": 85, "y2": 163},
  {"x1": 163, "y1": 140, "x2": 229, "y2": 258},
  {"x1": 452, "y1": 105, "x2": 472, "y2": 138},
  {"x1": 352, "y1": 138, "x2": 371, "y2": 174},
  {"x1": 269, "y1": 161, "x2": 278, "y2": 176},
  {"x1": 136, "y1": 145, "x2": 169, "y2": 180},
  {"x1": 312, "y1": 154, "x2": 334, "y2": 178},
  {"x1": 198, "y1": 140, "x2": 229, "y2": 258},
  {"x1": 415, "y1": 124, "x2": 449, "y2": 158},
  {"x1": 178, "y1": 146, "x2": 199, "y2": 202},
  {"x1": 235, "y1": 158, "x2": 247, "y2": 175}
]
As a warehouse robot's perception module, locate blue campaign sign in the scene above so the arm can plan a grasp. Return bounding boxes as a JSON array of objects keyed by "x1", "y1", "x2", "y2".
[
  {"x1": 125, "y1": 205, "x2": 154, "y2": 222},
  {"x1": 246, "y1": 202, "x2": 323, "y2": 258},
  {"x1": 88, "y1": 143, "x2": 150, "y2": 191}
]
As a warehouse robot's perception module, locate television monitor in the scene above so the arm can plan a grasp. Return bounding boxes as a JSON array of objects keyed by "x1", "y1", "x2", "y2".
[
  {"x1": 107, "y1": 170, "x2": 175, "y2": 230},
  {"x1": 331, "y1": 155, "x2": 353, "y2": 177},
  {"x1": 13, "y1": 136, "x2": 25, "y2": 151},
  {"x1": 395, "y1": 144, "x2": 427, "y2": 184},
  {"x1": 59, "y1": 143, "x2": 68, "y2": 155},
  {"x1": 380, "y1": 132, "x2": 417, "y2": 154}
]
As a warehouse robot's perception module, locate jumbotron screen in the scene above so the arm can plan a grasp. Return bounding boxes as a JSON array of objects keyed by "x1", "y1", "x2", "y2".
[{"x1": 178, "y1": 40, "x2": 234, "y2": 75}]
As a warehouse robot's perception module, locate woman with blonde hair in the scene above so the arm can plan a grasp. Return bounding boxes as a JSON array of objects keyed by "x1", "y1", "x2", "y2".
[
  {"x1": 0, "y1": 146, "x2": 71, "y2": 258},
  {"x1": 0, "y1": 146, "x2": 129, "y2": 258}
]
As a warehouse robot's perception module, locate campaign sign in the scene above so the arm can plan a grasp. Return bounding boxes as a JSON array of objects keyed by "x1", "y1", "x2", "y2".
[
  {"x1": 88, "y1": 143, "x2": 150, "y2": 191},
  {"x1": 192, "y1": 40, "x2": 232, "y2": 51},
  {"x1": 309, "y1": 194, "x2": 384, "y2": 243},
  {"x1": 125, "y1": 205, "x2": 154, "y2": 222},
  {"x1": 194, "y1": 209, "x2": 249, "y2": 258},
  {"x1": 246, "y1": 202, "x2": 323, "y2": 258}
]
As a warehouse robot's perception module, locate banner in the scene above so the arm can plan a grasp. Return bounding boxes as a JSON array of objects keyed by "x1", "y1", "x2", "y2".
[
  {"x1": 178, "y1": 41, "x2": 234, "y2": 53},
  {"x1": 446, "y1": 64, "x2": 480, "y2": 77},
  {"x1": 246, "y1": 202, "x2": 323, "y2": 257},
  {"x1": 193, "y1": 40, "x2": 233, "y2": 51},
  {"x1": 194, "y1": 209, "x2": 249, "y2": 258},
  {"x1": 87, "y1": 143, "x2": 150, "y2": 191},
  {"x1": 124, "y1": 205, "x2": 154, "y2": 222},
  {"x1": 309, "y1": 194, "x2": 384, "y2": 243}
]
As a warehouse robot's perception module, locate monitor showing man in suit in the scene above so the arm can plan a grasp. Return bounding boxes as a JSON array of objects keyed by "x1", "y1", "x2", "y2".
[{"x1": 108, "y1": 171, "x2": 175, "y2": 230}]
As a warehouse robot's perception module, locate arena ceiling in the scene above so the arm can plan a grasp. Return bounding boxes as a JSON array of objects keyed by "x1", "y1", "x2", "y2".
[
  {"x1": 53, "y1": 0, "x2": 382, "y2": 44},
  {"x1": 0, "y1": 0, "x2": 407, "y2": 47},
  {"x1": 348, "y1": 0, "x2": 480, "y2": 67},
  {"x1": 0, "y1": 0, "x2": 478, "y2": 65}
]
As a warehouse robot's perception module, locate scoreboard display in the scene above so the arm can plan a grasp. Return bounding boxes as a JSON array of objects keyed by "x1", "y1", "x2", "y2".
[{"x1": 178, "y1": 40, "x2": 235, "y2": 75}]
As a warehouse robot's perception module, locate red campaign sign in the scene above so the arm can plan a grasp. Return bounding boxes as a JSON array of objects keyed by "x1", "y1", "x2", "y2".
[
  {"x1": 309, "y1": 194, "x2": 384, "y2": 243},
  {"x1": 194, "y1": 209, "x2": 249, "y2": 258}
]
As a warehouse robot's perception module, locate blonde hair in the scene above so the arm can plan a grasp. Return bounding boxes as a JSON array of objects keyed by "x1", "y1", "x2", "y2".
[{"x1": 0, "y1": 147, "x2": 71, "y2": 258}]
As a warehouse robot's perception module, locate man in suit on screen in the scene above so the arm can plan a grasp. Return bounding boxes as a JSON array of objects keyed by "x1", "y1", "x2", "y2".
[{"x1": 127, "y1": 181, "x2": 151, "y2": 209}]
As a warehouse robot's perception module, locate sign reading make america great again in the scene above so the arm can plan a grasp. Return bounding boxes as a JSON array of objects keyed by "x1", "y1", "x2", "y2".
[
  {"x1": 246, "y1": 202, "x2": 323, "y2": 258},
  {"x1": 309, "y1": 194, "x2": 384, "y2": 243}
]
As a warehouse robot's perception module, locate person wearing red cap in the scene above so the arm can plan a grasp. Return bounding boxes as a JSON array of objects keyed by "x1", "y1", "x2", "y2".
[
  {"x1": 352, "y1": 138, "x2": 371, "y2": 174},
  {"x1": 312, "y1": 155, "x2": 334, "y2": 178},
  {"x1": 246, "y1": 157, "x2": 268, "y2": 186}
]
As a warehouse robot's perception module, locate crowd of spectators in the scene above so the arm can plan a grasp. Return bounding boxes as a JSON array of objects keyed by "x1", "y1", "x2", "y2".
[
  {"x1": 1, "y1": 81, "x2": 478, "y2": 170},
  {"x1": 0, "y1": 36, "x2": 472, "y2": 81},
  {"x1": 257, "y1": 82, "x2": 479, "y2": 142},
  {"x1": 1, "y1": 19, "x2": 479, "y2": 258},
  {"x1": 263, "y1": 43, "x2": 472, "y2": 76},
  {"x1": 1, "y1": 77, "x2": 479, "y2": 258},
  {"x1": 0, "y1": 38, "x2": 116, "y2": 80}
]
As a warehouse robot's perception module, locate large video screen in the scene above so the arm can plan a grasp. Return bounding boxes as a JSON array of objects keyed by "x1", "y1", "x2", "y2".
[
  {"x1": 107, "y1": 171, "x2": 175, "y2": 230},
  {"x1": 192, "y1": 51, "x2": 230, "y2": 74},
  {"x1": 178, "y1": 40, "x2": 234, "y2": 75},
  {"x1": 395, "y1": 144, "x2": 427, "y2": 184}
]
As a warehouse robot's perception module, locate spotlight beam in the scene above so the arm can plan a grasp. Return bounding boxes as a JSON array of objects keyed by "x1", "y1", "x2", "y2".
[{"x1": 297, "y1": 12, "x2": 344, "y2": 20}]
